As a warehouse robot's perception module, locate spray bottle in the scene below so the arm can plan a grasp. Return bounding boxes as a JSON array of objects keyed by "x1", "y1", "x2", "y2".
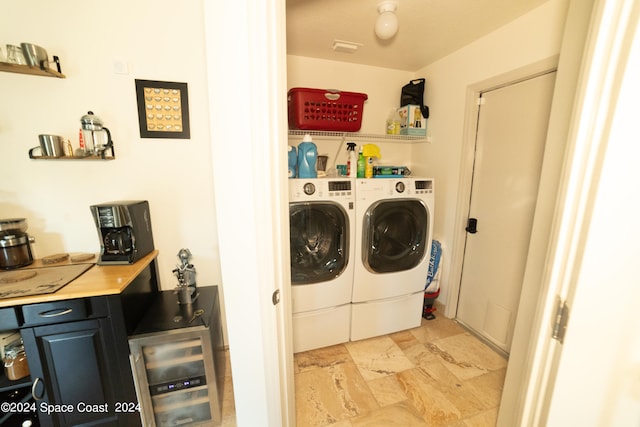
[{"x1": 346, "y1": 142, "x2": 357, "y2": 177}]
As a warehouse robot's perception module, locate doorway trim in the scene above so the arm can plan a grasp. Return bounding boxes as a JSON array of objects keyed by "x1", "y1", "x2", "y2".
[{"x1": 445, "y1": 55, "x2": 560, "y2": 319}]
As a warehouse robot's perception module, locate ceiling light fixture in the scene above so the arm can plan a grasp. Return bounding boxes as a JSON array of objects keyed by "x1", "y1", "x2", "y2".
[{"x1": 374, "y1": 0, "x2": 399, "y2": 40}]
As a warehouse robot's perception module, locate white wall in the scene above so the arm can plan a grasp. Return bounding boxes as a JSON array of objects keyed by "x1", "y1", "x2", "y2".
[
  {"x1": 0, "y1": 1, "x2": 226, "y2": 339},
  {"x1": 413, "y1": 0, "x2": 570, "y2": 307}
]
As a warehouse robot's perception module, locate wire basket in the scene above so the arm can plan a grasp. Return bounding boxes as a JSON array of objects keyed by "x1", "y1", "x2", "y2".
[{"x1": 287, "y1": 88, "x2": 368, "y2": 132}]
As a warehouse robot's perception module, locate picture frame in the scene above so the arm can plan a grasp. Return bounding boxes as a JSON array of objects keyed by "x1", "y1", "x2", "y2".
[{"x1": 135, "y1": 79, "x2": 190, "y2": 139}]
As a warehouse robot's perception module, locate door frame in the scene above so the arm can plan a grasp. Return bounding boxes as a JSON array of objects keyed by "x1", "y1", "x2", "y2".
[
  {"x1": 204, "y1": 0, "x2": 294, "y2": 425},
  {"x1": 445, "y1": 56, "x2": 559, "y2": 320}
]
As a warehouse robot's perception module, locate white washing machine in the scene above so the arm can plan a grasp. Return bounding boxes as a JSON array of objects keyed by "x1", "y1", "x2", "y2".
[
  {"x1": 289, "y1": 178, "x2": 355, "y2": 352},
  {"x1": 351, "y1": 177, "x2": 435, "y2": 341}
]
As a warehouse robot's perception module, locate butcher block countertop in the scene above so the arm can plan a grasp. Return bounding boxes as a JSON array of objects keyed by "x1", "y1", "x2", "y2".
[{"x1": 0, "y1": 250, "x2": 159, "y2": 308}]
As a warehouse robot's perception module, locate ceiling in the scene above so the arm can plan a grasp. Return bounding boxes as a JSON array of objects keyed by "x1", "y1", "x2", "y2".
[{"x1": 286, "y1": 0, "x2": 551, "y2": 72}]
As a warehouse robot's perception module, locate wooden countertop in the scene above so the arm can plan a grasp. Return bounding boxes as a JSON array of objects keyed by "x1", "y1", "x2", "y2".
[{"x1": 0, "y1": 250, "x2": 159, "y2": 308}]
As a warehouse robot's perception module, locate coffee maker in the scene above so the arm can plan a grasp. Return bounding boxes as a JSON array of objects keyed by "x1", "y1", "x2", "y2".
[{"x1": 90, "y1": 200, "x2": 155, "y2": 265}]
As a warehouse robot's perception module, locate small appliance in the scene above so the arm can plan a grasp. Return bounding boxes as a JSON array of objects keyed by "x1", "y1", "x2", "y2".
[
  {"x1": 0, "y1": 218, "x2": 35, "y2": 270},
  {"x1": 128, "y1": 287, "x2": 225, "y2": 427},
  {"x1": 90, "y1": 200, "x2": 155, "y2": 265}
]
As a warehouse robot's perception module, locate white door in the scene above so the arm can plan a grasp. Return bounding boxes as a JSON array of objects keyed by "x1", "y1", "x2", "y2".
[{"x1": 456, "y1": 72, "x2": 556, "y2": 353}]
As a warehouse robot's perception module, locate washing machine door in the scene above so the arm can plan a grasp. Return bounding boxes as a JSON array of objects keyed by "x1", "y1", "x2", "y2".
[
  {"x1": 364, "y1": 199, "x2": 428, "y2": 273},
  {"x1": 289, "y1": 202, "x2": 350, "y2": 285}
]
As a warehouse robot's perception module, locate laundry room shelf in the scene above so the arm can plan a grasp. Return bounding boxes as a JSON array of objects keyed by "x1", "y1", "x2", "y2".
[{"x1": 288, "y1": 130, "x2": 431, "y2": 144}]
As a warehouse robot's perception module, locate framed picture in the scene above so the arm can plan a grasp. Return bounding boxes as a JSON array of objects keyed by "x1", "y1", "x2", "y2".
[{"x1": 135, "y1": 79, "x2": 190, "y2": 139}]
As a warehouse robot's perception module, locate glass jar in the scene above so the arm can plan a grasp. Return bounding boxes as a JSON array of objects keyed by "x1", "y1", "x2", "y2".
[{"x1": 4, "y1": 344, "x2": 30, "y2": 381}]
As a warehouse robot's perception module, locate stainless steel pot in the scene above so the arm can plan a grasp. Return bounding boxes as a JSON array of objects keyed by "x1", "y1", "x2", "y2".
[
  {"x1": 0, "y1": 218, "x2": 28, "y2": 233},
  {"x1": 0, "y1": 219, "x2": 34, "y2": 269},
  {"x1": 0, "y1": 231, "x2": 34, "y2": 269}
]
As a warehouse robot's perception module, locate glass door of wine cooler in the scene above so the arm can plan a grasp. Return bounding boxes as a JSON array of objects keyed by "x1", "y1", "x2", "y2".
[{"x1": 129, "y1": 327, "x2": 221, "y2": 426}]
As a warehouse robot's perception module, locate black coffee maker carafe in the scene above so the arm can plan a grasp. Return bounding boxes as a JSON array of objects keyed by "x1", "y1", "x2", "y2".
[{"x1": 90, "y1": 200, "x2": 155, "y2": 265}]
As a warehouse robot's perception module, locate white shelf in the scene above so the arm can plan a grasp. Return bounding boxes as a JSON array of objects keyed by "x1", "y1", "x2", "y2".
[{"x1": 288, "y1": 130, "x2": 430, "y2": 143}]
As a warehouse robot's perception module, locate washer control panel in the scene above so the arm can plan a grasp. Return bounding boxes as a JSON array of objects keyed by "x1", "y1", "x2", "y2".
[{"x1": 289, "y1": 179, "x2": 354, "y2": 201}]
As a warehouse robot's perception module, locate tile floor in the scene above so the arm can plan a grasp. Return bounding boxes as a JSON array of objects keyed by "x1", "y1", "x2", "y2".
[
  {"x1": 220, "y1": 351, "x2": 237, "y2": 426},
  {"x1": 220, "y1": 308, "x2": 508, "y2": 427}
]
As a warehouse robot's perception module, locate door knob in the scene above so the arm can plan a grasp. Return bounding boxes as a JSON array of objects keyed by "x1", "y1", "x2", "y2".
[{"x1": 466, "y1": 218, "x2": 478, "y2": 234}]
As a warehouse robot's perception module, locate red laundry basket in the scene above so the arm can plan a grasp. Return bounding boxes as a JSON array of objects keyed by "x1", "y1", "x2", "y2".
[{"x1": 287, "y1": 88, "x2": 368, "y2": 132}]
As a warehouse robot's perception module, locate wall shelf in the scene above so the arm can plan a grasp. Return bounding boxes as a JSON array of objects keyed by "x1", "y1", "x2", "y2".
[
  {"x1": 29, "y1": 145, "x2": 115, "y2": 161},
  {"x1": 29, "y1": 155, "x2": 115, "y2": 161},
  {"x1": 288, "y1": 130, "x2": 430, "y2": 143},
  {"x1": 0, "y1": 371, "x2": 31, "y2": 393},
  {"x1": 0, "y1": 61, "x2": 65, "y2": 78}
]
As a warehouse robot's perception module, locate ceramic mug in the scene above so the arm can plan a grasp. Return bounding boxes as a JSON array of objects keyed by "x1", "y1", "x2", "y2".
[{"x1": 29, "y1": 134, "x2": 73, "y2": 158}]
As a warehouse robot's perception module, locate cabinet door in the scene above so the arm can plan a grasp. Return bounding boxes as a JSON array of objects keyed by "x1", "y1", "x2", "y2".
[{"x1": 22, "y1": 318, "x2": 121, "y2": 427}]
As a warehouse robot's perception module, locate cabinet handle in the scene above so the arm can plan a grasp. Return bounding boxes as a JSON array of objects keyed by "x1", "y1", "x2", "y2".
[
  {"x1": 38, "y1": 308, "x2": 73, "y2": 317},
  {"x1": 31, "y1": 377, "x2": 44, "y2": 400}
]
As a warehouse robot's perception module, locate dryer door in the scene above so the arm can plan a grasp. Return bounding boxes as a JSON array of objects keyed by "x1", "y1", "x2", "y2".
[
  {"x1": 289, "y1": 202, "x2": 349, "y2": 285},
  {"x1": 364, "y1": 199, "x2": 428, "y2": 273}
]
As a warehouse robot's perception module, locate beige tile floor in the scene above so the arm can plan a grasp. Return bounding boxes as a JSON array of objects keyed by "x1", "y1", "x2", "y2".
[
  {"x1": 293, "y1": 312, "x2": 507, "y2": 427},
  {"x1": 220, "y1": 308, "x2": 507, "y2": 427},
  {"x1": 220, "y1": 350, "x2": 237, "y2": 426}
]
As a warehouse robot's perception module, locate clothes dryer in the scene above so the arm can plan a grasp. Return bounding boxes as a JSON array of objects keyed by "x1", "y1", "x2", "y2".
[
  {"x1": 289, "y1": 178, "x2": 355, "y2": 352},
  {"x1": 351, "y1": 178, "x2": 434, "y2": 341}
]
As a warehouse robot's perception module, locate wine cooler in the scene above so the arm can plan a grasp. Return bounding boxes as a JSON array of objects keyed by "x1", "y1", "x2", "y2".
[{"x1": 129, "y1": 287, "x2": 225, "y2": 426}]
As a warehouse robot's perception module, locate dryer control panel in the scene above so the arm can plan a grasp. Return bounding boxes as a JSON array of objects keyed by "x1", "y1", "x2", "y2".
[
  {"x1": 395, "y1": 179, "x2": 434, "y2": 195},
  {"x1": 414, "y1": 180, "x2": 434, "y2": 194}
]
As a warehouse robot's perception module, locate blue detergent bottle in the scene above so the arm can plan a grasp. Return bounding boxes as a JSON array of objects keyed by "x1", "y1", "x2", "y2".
[
  {"x1": 288, "y1": 145, "x2": 297, "y2": 178},
  {"x1": 297, "y1": 134, "x2": 317, "y2": 178}
]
